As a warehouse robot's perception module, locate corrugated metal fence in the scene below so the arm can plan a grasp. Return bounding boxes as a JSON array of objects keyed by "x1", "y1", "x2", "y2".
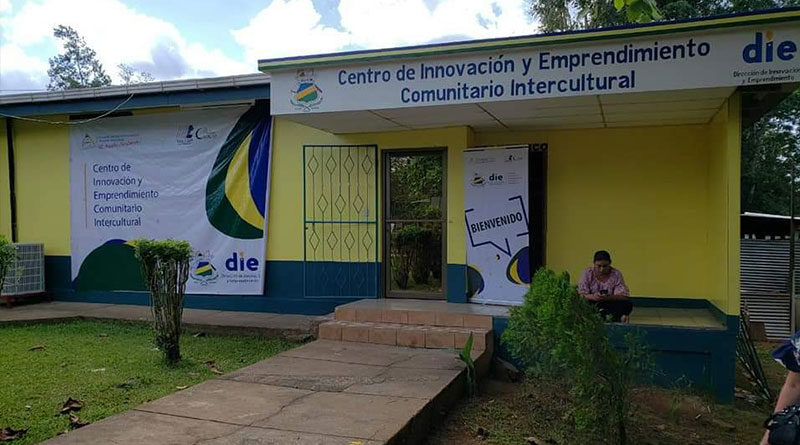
[{"x1": 741, "y1": 238, "x2": 795, "y2": 340}]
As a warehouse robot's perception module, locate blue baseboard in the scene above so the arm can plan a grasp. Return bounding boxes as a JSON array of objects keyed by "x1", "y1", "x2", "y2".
[
  {"x1": 491, "y1": 302, "x2": 738, "y2": 404},
  {"x1": 52, "y1": 290, "x2": 361, "y2": 316},
  {"x1": 46, "y1": 256, "x2": 470, "y2": 315},
  {"x1": 446, "y1": 264, "x2": 467, "y2": 303}
]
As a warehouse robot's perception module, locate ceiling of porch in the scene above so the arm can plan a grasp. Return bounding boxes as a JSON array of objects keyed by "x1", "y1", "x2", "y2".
[{"x1": 281, "y1": 87, "x2": 738, "y2": 134}]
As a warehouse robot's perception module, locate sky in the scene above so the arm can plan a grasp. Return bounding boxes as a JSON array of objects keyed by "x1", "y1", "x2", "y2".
[{"x1": 0, "y1": 0, "x2": 537, "y2": 94}]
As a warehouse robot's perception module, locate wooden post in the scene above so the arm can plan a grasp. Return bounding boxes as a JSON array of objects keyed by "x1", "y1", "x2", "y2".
[{"x1": 789, "y1": 163, "x2": 797, "y2": 332}]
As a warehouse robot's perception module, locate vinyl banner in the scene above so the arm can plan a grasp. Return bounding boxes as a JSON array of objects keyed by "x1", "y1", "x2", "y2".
[
  {"x1": 69, "y1": 106, "x2": 272, "y2": 295},
  {"x1": 464, "y1": 146, "x2": 529, "y2": 305}
]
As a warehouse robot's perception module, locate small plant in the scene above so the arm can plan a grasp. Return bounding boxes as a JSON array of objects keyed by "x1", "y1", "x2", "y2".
[
  {"x1": 0, "y1": 236, "x2": 18, "y2": 296},
  {"x1": 132, "y1": 238, "x2": 192, "y2": 364},
  {"x1": 458, "y1": 332, "x2": 477, "y2": 396},
  {"x1": 502, "y1": 269, "x2": 652, "y2": 445}
]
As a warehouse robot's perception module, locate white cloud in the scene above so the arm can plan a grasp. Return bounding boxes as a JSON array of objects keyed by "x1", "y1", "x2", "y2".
[
  {"x1": 0, "y1": 0, "x2": 253, "y2": 93},
  {"x1": 0, "y1": 44, "x2": 49, "y2": 92},
  {"x1": 0, "y1": 0, "x2": 537, "y2": 94},
  {"x1": 232, "y1": 0, "x2": 351, "y2": 62},
  {"x1": 234, "y1": 0, "x2": 536, "y2": 62}
]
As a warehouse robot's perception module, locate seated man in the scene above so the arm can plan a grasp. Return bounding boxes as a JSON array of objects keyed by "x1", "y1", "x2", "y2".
[{"x1": 578, "y1": 250, "x2": 633, "y2": 322}]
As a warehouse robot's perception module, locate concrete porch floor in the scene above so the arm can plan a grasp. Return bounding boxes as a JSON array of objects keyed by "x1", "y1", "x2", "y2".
[
  {"x1": 0, "y1": 300, "x2": 725, "y2": 332},
  {"x1": 628, "y1": 307, "x2": 725, "y2": 329},
  {"x1": 42, "y1": 340, "x2": 483, "y2": 444},
  {"x1": 343, "y1": 298, "x2": 725, "y2": 330},
  {"x1": 0, "y1": 301, "x2": 323, "y2": 339}
]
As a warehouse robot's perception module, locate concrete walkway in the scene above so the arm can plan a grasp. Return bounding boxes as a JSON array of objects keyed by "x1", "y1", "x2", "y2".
[
  {"x1": 0, "y1": 301, "x2": 323, "y2": 339},
  {"x1": 42, "y1": 339, "x2": 479, "y2": 444}
]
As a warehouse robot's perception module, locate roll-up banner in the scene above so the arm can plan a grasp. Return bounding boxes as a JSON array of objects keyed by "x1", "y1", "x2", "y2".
[
  {"x1": 464, "y1": 146, "x2": 530, "y2": 305},
  {"x1": 69, "y1": 106, "x2": 272, "y2": 295}
]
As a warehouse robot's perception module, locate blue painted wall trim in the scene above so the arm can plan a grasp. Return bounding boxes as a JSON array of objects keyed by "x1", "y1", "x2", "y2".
[
  {"x1": 54, "y1": 291, "x2": 359, "y2": 315},
  {"x1": 446, "y1": 264, "x2": 467, "y2": 303},
  {"x1": 491, "y1": 307, "x2": 738, "y2": 403},
  {"x1": 302, "y1": 261, "x2": 378, "y2": 298},
  {"x1": 0, "y1": 85, "x2": 270, "y2": 117},
  {"x1": 50, "y1": 255, "x2": 466, "y2": 311},
  {"x1": 628, "y1": 297, "x2": 710, "y2": 309},
  {"x1": 47, "y1": 256, "x2": 366, "y2": 315}
]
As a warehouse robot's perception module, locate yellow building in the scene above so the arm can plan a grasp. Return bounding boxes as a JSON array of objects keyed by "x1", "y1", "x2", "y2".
[{"x1": 2, "y1": 9, "x2": 799, "y2": 401}]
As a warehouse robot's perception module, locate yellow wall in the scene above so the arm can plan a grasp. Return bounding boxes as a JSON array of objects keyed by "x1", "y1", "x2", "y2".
[
  {"x1": 477, "y1": 125, "x2": 712, "y2": 302},
  {"x1": 475, "y1": 108, "x2": 740, "y2": 316},
  {"x1": 706, "y1": 96, "x2": 741, "y2": 316},
  {"x1": 13, "y1": 118, "x2": 71, "y2": 255},
  {"x1": 0, "y1": 120, "x2": 11, "y2": 239},
  {"x1": 5, "y1": 103, "x2": 741, "y2": 315},
  {"x1": 269, "y1": 118, "x2": 469, "y2": 264}
]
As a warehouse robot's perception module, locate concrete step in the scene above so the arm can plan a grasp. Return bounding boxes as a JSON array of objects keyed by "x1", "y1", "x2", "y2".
[
  {"x1": 318, "y1": 319, "x2": 493, "y2": 351},
  {"x1": 333, "y1": 300, "x2": 497, "y2": 330}
]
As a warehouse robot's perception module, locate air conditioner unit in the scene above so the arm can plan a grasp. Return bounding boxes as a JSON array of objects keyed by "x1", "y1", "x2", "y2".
[{"x1": 1, "y1": 243, "x2": 45, "y2": 297}]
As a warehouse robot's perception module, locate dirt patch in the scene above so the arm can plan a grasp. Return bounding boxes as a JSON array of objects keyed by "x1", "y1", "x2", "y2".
[
  {"x1": 428, "y1": 341, "x2": 787, "y2": 444},
  {"x1": 427, "y1": 376, "x2": 772, "y2": 445}
]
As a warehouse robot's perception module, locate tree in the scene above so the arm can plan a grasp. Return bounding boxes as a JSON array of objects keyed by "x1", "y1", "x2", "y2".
[
  {"x1": 47, "y1": 25, "x2": 111, "y2": 90},
  {"x1": 132, "y1": 239, "x2": 192, "y2": 364},
  {"x1": 615, "y1": 0, "x2": 662, "y2": 22},
  {"x1": 741, "y1": 92, "x2": 800, "y2": 214},
  {"x1": 118, "y1": 63, "x2": 155, "y2": 85},
  {"x1": 529, "y1": 0, "x2": 799, "y2": 32},
  {"x1": 529, "y1": 0, "x2": 624, "y2": 32}
]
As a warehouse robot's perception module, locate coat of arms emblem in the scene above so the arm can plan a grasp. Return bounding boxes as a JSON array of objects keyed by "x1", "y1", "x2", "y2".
[{"x1": 290, "y1": 69, "x2": 323, "y2": 111}]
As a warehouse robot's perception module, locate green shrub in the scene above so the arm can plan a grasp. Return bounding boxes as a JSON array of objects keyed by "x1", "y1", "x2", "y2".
[
  {"x1": 502, "y1": 268, "x2": 651, "y2": 445},
  {"x1": 0, "y1": 236, "x2": 18, "y2": 295},
  {"x1": 132, "y1": 238, "x2": 192, "y2": 364}
]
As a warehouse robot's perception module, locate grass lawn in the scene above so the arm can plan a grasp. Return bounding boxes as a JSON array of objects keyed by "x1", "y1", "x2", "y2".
[
  {"x1": 426, "y1": 342, "x2": 786, "y2": 444},
  {"x1": 0, "y1": 319, "x2": 297, "y2": 444}
]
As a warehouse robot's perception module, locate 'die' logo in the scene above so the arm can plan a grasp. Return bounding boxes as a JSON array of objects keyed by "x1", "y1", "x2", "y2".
[
  {"x1": 177, "y1": 124, "x2": 218, "y2": 146},
  {"x1": 225, "y1": 251, "x2": 260, "y2": 272},
  {"x1": 743, "y1": 31, "x2": 797, "y2": 63},
  {"x1": 290, "y1": 68, "x2": 323, "y2": 112},
  {"x1": 471, "y1": 172, "x2": 505, "y2": 187}
]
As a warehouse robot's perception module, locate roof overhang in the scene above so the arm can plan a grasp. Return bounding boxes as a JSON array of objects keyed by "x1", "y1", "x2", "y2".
[
  {"x1": 282, "y1": 87, "x2": 736, "y2": 133},
  {"x1": 0, "y1": 74, "x2": 270, "y2": 117}
]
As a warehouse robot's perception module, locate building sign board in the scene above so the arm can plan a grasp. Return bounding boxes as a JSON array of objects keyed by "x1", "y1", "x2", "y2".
[{"x1": 271, "y1": 24, "x2": 800, "y2": 114}]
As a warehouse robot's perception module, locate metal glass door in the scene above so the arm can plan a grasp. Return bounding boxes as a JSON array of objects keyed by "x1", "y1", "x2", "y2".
[{"x1": 383, "y1": 149, "x2": 446, "y2": 299}]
